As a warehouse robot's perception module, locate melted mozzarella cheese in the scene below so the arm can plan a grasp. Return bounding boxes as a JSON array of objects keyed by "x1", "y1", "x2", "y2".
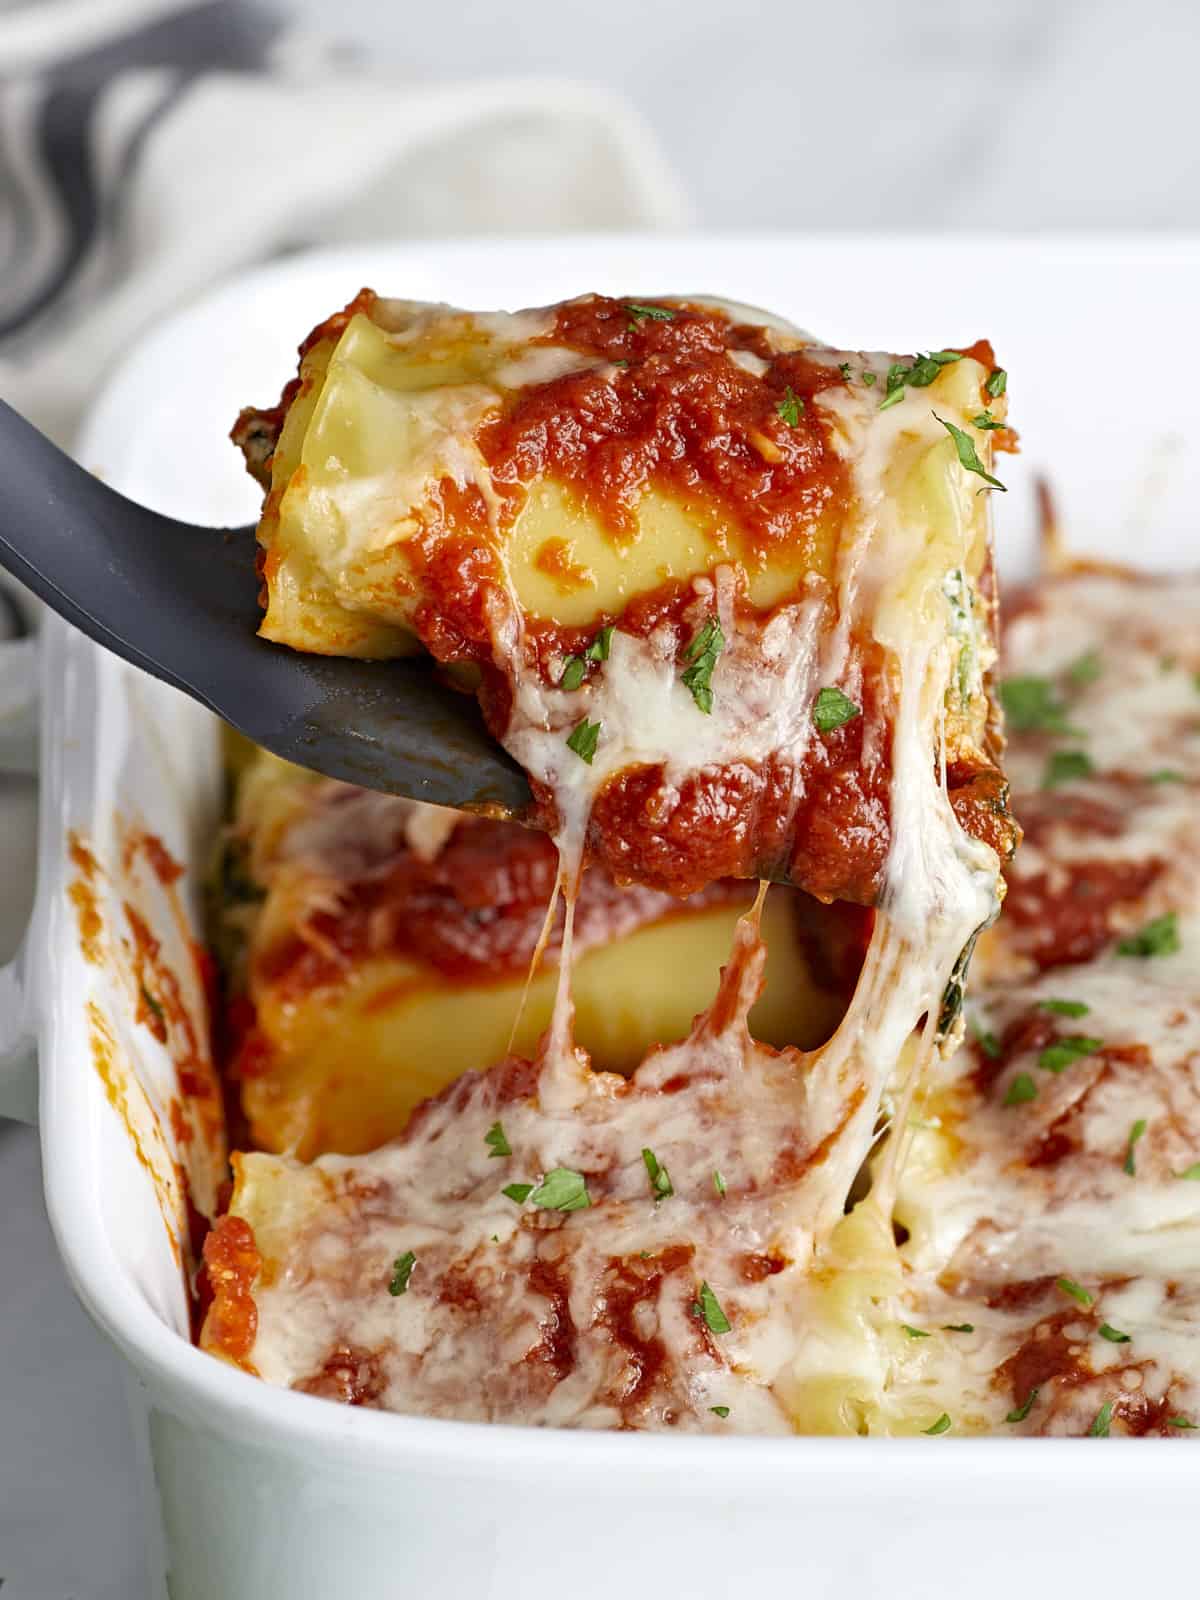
[{"x1": 209, "y1": 300, "x2": 1018, "y2": 1430}]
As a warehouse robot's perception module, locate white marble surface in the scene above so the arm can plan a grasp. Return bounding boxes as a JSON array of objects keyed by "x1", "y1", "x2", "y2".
[{"x1": 283, "y1": 0, "x2": 1200, "y2": 232}]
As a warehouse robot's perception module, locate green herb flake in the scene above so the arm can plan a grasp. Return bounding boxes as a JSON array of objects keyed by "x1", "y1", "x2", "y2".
[
  {"x1": 1098, "y1": 1323, "x2": 1131, "y2": 1344},
  {"x1": 710, "y1": 1405, "x2": 731, "y2": 1418},
  {"x1": 1148, "y1": 768, "x2": 1185, "y2": 783},
  {"x1": 484, "y1": 1121, "x2": 512, "y2": 1159},
  {"x1": 1042, "y1": 749, "x2": 1094, "y2": 789},
  {"x1": 140, "y1": 985, "x2": 165, "y2": 1024},
  {"x1": 388, "y1": 1251, "x2": 417, "y2": 1297},
  {"x1": 1057, "y1": 1276, "x2": 1094, "y2": 1307},
  {"x1": 502, "y1": 1182, "x2": 534, "y2": 1204},
  {"x1": 901, "y1": 1324, "x2": 930, "y2": 1339},
  {"x1": 558, "y1": 655, "x2": 588, "y2": 692},
  {"x1": 530, "y1": 1168, "x2": 591, "y2": 1213},
  {"x1": 1006, "y1": 1386, "x2": 1040, "y2": 1423},
  {"x1": 1039, "y1": 998, "x2": 1090, "y2": 1018},
  {"x1": 969, "y1": 410, "x2": 1008, "y2": 430},
  {"x1": 1067, "y1": 649, "x2": 1103, "y2": 687},
  {"x1": 1038, "y1": 1034, "x2": 1104, "y2": 1074},
  {"x1": 681, "y1": 616, "x2": 725, "y2": 715},
  {"x1": 934, "y1": 412, "x2": 1006, "y2": 492},
  {"x1": 1176, "y1": 1163, "x2": 1200, "y2": 1181},
  {"x1": 642, "y1": 1147, "x2": 674, "y2": 1202},
  {"x1": 776, "y1": 386, "x2": 804, "y2": 426},
  {"x1": 974, "y1": 1024, "x2": 1002, "y2": 1060},
  {"x1": 588, "y1": 625, "x2": 614, "y2": 662},
  {"x1": 1168, "y1": 1416, "x2": 1197, "y2": 1428},
  {"x1": 693, "y1": 1280, "x2": 732, "y2": 1335},
  {"x1": 862, "y1": 370, "x2": 877, "y2": 387},
  {"x1": 923, "y1": 1413, "x2": 952, "y2": 1436},
  {"x1": 1123, "y1": 1118, "x2": 1148, "y2": 1176},
  {"x1": 985, "y1": 367, "x2": 1007, "y2": 398},
  {"x1": 813, "y1": 686, "x2": 862, "y2": 735},
  {"x1": 878, "y1": 361, "x2": 910, "y2": 410},
  {"x1": 626, "y1": 302, "x2": 676, "y2": 326},
  {"x1": 838, "y1": 362, "x2": 853, "y2": 381},
  {"x1": 713, "y1": 1169, "x2": 727, "y2": 1198},
  {"x1": 1117, "y1": 913, "x2": 1181, "y2": 958},
  {"x1": 943, "y1": 1323, "x2": 975, "y2": 1333},
  {"x1": 1003, "y1": 1072, "x2": 1037, "y2": 1107},
  {"x1": 999, "y1": 675, "x2": 1077, "y2": 735},
  {"x1": 561, "y1": 627, "x2": 614, "y2": 689},
  {"x1": 1088, "y1": 1401, "x2": 1114, "y2": 1438},
  {"x1": 566, "y1": 717, "x2": 601, "y2": 764}
]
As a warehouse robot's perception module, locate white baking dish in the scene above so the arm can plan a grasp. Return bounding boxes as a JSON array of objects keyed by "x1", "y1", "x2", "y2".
[{"x1": 1, "y1": 236, "x2": 1198, "y2": 1599}]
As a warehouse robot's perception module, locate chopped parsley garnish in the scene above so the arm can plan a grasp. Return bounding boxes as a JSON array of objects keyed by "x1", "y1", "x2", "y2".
[
  {"x1": 943, "y1": 1323, "x2": 975, "y2": 1333},
  {"x1": 999, "y1": 675, "x2": 1077, "y2": 734},
  {"x1": 1148, "y1": 768, "x2": 1185, "y2": 783},
  {"x1": 776, "y1": 386, "x2": 804, "y2": 426},
  {"x1": 838, "y1": 362, "x2": 853, "y2": 381},
  {"x1": 566, "y1": 717, "x2": 601, "y2": 764},
  {"x1": 878, "y1": 361, "x2": 910, "y2": 411},
  {"x1": 1177, "y1": 1163, "x2": 1200, "y2": 1180},
  {"x1": 484, "y1": 1121, "x2": 511, "y2": 1159},
  {"x1": 710, "y1": 1405, "x2": 731, "y2": 1418},
  {"x1": 969, "y1": 410, "x2": 1007, "y2": 430},
  {"x1": 1117, "y1": 912, "x2": 1180, "y2": 958},
  {"x1": 923, "y1": 1413, "x2": 952, "y2": 1435},
  {"x1": 901, "y1": 1324, "x2": 930, "y2": 1339},
  {"x1": 1042, "y1": 749, "x2": 1094, "y2": 789},
  {"x1": 642, "y1": 1147, "x2": 674, "y2": 1201},
  {"x1": 1003, "y1": 1072, "x2": 1037, "y2": 1106},
  {"x1": 1006, "y1": 1387, "x2": 1040, "y2": 1423},
  {"x1": 934, "y1": 412, "x2": 1006, "y2": 492},
  {"x1": 985, "y1": 367, "x2": 1007, "y2": 398},
  {"x1": 388, "y1": 1251, "x2": 416, "y2": 1297},
  {"x1": 681, "y1": 617, "x2": 725, "y2": 715},
  {"x1": 1098, "y1": 1323, "x2": 1131, "y2": 1343},
  {"x1": 1057, "y1": 1276, "x2": 1094, "y2": 1307},
  {"x1": 1168, "y1": 1416, "x2": 1197, "y2": 1428},
  {"x1": 626, "y1": 302, "x2": 675, "y2": 326},
  {"x1": 1067, "y1": 649, "x2": 1103, "y2": 687},
  {"x1": 559, "y1": 656, "x2": 588, "y2": 692},
  {"x1": 1040, "y1": 998, "x2": 1090, "y2": 1018},
  {"x1": 140, "y1": 985, "x2": 165, "y2": 1024},
  {"x1": 974, "y1": 1023, "x2": 1002, "y2": 1060},
  {"x1": 1088, "y1": 1401, "x2": 1114, "y2": 1438},
  {"x1": 502, "y1": 1182, "x2": 534, "y2": 1204},
  {"x1": 713, "y1": 1168, "x2": 727, "y2": 1198},
  {"x1": 1123, "y1": 1118, "x2": 1148, "y2": 1176},
  {"x1": 862, "y1": 370, "x2": 877, "y2": 386},
  {"x1": 559, "y1": 626, "x2": 614, "y2": 690},
  {"x1": 1038, "y1": 1034, "x2": 1103, "y2": 1074},
  {"x1": 530, "y1": 1168, "x2": 591, "y2": 1213},
  {"x1": 693, "y1": 1280, "x2": 732, "y2": 1335},
  {"x1": 878, "y1": 351, "x2": 961, "y2": 409},
  {"x1": 813, "y1": 686, "x2": 861, "y2": 735}
]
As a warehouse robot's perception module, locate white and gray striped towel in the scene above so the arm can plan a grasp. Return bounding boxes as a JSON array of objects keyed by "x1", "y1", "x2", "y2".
[
  {"x1": 0, "y1": 0, "x2": 686, "y2": 772},
  {"x1": 0, "y1": 0, "x2": 687, "y2": 445}
]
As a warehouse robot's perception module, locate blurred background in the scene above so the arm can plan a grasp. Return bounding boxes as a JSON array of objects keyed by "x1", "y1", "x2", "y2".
[
  {"x1": 1, "y1": 0, "x2": 1198, "y2": 1595},
  {"x1": 282, "y1": 0, "x2": 1200, "y2": 232}
]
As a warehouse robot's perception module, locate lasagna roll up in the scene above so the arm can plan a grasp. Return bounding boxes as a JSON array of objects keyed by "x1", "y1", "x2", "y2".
[{"x1": 235, "y1": 292, "x2": 1018, "y2": 902}]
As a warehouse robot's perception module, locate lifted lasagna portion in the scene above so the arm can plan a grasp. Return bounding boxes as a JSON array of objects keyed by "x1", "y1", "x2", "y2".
[{"x1": 235, "y1": 290, "x2": 1017, "y2": 902}]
